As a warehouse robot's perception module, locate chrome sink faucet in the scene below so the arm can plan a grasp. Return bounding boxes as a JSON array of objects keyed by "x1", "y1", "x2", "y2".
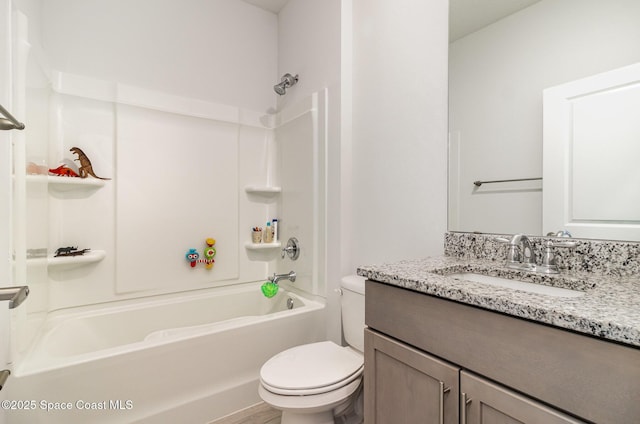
[{"x1": 496, "y1": 234, "x2": 537, "y2": 271}]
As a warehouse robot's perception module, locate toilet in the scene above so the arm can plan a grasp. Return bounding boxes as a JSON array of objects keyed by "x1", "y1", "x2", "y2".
[{"x1": 258, "y1": 275, "x2": 366, "y2": 424}]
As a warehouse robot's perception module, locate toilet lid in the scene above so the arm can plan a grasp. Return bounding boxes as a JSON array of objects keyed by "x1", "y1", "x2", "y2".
[{"x1": 260, "y1": 341, "x2": 363, "y2": 392}]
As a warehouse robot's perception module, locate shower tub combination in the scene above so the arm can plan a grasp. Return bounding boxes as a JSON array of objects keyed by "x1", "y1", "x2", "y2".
[{"x1": 6, "y1": 282, "x2": 325, "y2": 424}]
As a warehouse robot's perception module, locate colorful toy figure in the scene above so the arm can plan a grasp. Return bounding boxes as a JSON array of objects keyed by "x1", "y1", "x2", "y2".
[
  {"x1": 185, "y1": 248, "x2": 200, "y2": 268},
  {"x1": 54, "y1": 246, "x2": 90, "y2": 257},
  {"x1": 202, "y1": 238, "x2": 217, "y2": 269},
  {"x1": 185, "y1": 238, "x2": 217, "y2": 269},
  {"x1": 49, "y1": 165, "x2": 79, "y2": 177},
  {"x1": 70, "y1": 147, "x2": 111, "y2": 180}
]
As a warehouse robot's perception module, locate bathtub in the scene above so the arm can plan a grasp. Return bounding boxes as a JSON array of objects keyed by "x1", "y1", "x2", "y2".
[{"x1": 6, "y1": 282, "x2": 326, "y2": 424}]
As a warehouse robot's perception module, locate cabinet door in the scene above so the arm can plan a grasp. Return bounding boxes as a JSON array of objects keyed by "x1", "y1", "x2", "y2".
[
  {"x1": 364, "y1": 329, "x2": 459, "y2": 424},
  {"x1": 460, "y1": 371, "x2": 585, "y2": 424}
]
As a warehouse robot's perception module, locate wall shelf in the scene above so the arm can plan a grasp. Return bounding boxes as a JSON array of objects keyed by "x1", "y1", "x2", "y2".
[
  {"x1": 26, "y1": 175, "x2": 106, "y2": 191},
  {"x1": 244, "y1": 185, "x2": 281, "y2": 195},
  {"x1": 244, "y1": 185, "x2": 281, "y2": 202},
  {"x1": 27, "y1": 249, "x2": 106, "y2": 269},
  {"x1": 244, "y1": 241, "x2": 281, "y2": 251}
]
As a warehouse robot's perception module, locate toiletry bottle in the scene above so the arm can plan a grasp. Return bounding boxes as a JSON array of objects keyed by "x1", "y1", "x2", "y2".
[
  {"x1": 264, "y1": 222, "x2": 273, "y2": 243},
  {"x1": 272, "y1": 219, "x2": 278, "y2": 242}
]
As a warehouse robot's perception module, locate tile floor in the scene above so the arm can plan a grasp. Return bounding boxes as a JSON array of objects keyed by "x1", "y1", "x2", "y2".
[{"x1": 209, "y1": 402, "x2": 281, "y2": 424}]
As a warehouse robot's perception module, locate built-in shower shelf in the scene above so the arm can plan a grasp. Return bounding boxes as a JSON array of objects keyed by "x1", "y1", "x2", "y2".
[
  {"x1": 26, "y1": 175, "x2": 106, "y2": 191},
  {"x1": 244, "y1": 241, "x2": 282, "y2": 251},
  {"x1": 244, "y1": 185, "x2": 281, "y2": 198},
  {"x1": 27, "y1": 250, "x2": 106, "y2": 269}
]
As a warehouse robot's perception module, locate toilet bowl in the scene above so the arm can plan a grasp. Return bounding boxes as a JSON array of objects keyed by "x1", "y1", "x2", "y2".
[
  {"x1": 259, "y1": 341, "x2": 363, "y2": 424},
  {"x1": 258, "y1": 275, "x2": 366, "y2": 424}
]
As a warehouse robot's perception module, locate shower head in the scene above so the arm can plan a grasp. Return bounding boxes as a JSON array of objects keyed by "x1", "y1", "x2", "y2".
[
  {"x1": 273, "y1": 83, "x2": 287, "y2": 96},
  {"x1": 273, "y1": 73, "x2": 299, "y2": 96}
]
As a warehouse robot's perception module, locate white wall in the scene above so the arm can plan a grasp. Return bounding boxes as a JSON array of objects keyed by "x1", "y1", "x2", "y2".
[
  {"x1": 42, "y1": 0, "x2": 278, "y2": 113},
  {"x1": 277, "y1": 0, "x2": 341, "y2": 111},
  {"x1": 449, "y1": 0, "x2": 640, "y2": 235},
  {"x1": 350, "y1": 0, "x2": 449, "y2": 267}
]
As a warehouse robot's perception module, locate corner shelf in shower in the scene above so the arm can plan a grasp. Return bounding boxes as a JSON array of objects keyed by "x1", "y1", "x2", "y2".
[
  {"x1": 244, "y1": 241, "x2": 282, "y2": 251},
  {"x1": 26, "y1": 175, "x2": 106, "y2": 191},
  {"x1": 244, "y1": 185, "x2": 281, "y2": 194},
  {"x1": 26, "y1": 250, "x2": 106, "y2": 269},
  {"x1": 244, "y1": 185, "x2": 281, "y2": 201}
]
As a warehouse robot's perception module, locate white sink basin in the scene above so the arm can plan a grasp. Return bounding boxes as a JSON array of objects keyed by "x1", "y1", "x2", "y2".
[{"x1": 448, "y1": 272, "x2": 585, "y2": 298}]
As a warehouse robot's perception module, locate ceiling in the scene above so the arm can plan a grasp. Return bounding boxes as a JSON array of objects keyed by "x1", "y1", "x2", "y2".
[
  {"x1": 241, "y1": 0, "x2": 289, "y2": 14},
  {"x1": 240, "y1": 0, "x2": 542, "y2": 41},
  {"x1": 449, "y1": 0, "x2": 542, "y2": 41}
]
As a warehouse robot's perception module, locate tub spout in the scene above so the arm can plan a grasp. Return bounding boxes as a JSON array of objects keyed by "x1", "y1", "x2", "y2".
[{"x1": 270, "y1": 271, "x2": 296, "y2": 284}]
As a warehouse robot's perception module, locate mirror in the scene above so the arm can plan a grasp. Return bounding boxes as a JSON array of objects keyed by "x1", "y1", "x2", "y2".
[{"x1": 448, "y1": 0, "x2": 640, "y2": 241}]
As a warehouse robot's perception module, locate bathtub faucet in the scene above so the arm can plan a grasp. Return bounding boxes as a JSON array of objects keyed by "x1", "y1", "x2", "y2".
[{"x1": 269, "y1": 271, "x2": 296, "y2": 284}]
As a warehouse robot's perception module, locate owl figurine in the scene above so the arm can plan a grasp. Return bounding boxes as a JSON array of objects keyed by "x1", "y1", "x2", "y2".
[{"x1": 185, "y1": 248, "x2": 199, "y2": 267}]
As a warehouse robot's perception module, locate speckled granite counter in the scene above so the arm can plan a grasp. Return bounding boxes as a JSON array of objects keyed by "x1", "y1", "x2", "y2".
[{"x1": 357, "y1": 255, "x2": 640, "y2": 348}]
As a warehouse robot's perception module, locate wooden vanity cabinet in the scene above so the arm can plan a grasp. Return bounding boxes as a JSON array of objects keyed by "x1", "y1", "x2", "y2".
[
  {"x1": 365, "y1": 329, "x2": 459, "y2": 424},
  {"x1": 364, "y1": 280, "x2": 640, "y2": 424},
  {"x1": 365, "y1": 329, "x2": 583, "y2": 424}
]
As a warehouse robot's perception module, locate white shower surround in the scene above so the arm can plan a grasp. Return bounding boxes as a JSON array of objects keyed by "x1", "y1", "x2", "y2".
[{"x1": 7, "y1": 65, "x2": 330, "y2": 422}]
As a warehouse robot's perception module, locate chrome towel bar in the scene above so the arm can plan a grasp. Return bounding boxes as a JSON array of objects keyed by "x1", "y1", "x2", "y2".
[
  {"x1": 0, "y1": 286, "x2": 29, "y2": 309},
  {"x1": 473, "y1": 177, "x2": 542, "y2": 187},
  {"x1": 0, "y1": 103, "x2": 25, "y2": 130},
  {"x1": 0, "y1": 369, "x2": 9, "y2": 391}
]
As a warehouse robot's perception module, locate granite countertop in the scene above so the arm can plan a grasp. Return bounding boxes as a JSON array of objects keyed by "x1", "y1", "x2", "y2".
[{"x1": 357, "y1": 256, "x2": 640, "y2": 348}]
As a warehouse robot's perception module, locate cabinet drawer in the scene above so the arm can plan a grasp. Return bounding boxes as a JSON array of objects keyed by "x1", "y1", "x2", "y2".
[{"x1": 366, "y1": 280, "x2": 640, "y2": 423}]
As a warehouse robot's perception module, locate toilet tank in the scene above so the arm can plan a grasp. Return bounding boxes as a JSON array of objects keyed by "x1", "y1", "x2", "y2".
[{"x1": 341, "y1": 275, "x2": 366, "y2": 352}]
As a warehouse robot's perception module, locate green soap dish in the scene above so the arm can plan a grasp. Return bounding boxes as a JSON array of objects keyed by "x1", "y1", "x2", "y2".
[{"x1": 261, "y1": 282, "x2": 279, "y2": 298}]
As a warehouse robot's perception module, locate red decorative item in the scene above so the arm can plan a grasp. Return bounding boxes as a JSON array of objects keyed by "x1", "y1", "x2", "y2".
[{"x1": 49, "y1": 165, "x2": 79, "y2": 177}]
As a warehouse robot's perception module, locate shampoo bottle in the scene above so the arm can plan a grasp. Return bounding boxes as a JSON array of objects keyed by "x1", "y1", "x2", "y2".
[
  {"x1": 272, "y1": 219, "x2": 278, "y2": 242},
  {"x1": 264, "y1": 222, "x2": 273, "y2": 243}
]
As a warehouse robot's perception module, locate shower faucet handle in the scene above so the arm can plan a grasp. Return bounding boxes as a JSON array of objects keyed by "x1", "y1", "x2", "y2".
[{"x1": 281, "y1": 237, "x2": 300, "y2": 260}]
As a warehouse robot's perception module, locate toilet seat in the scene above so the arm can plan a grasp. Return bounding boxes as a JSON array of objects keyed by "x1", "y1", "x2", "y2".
[{"x1": 260, "y1": 341, "x2": 364, "y2": 396}]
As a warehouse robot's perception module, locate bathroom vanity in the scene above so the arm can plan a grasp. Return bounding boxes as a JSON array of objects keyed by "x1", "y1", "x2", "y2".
[{"x1": 359, "y1": 236, "x2": 640, "y2": 424}]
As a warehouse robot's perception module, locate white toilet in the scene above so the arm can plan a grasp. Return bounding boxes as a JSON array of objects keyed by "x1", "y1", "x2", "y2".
[{"x1": 258, "y1": 275, "x2": 366, "y2": 424}]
